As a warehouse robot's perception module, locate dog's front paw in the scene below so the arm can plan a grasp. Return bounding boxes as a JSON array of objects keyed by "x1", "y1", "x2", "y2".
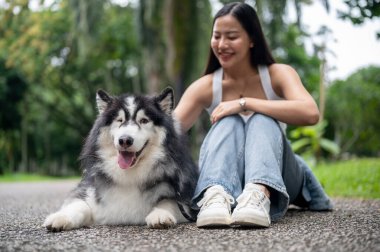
[
  {"x1": 145, "y1": 208, "x2": 177, "y2": 229},
  {"x1": 43, "y1": 212, "x2": 77, "y2": 232}
]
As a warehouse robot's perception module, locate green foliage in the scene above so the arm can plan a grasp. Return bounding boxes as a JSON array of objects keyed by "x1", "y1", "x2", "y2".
[
  {"x1": 290, "y1": 120, "x2": 340, "y2": 165},
  {"x1": 338, "y1": 0, "x2": 380, "y2": 24},
  {"x1": 314, "y1": 158, "x2": 380, "y2": 199},
  {"x1": 274, "y1": 24, "x2": 320, "y2": 97},
  {"x1": 338, "y1": 0, "x2": 380, "y2": 38},
  {"x1": 326, "y1": 66, "x2": 380, "y2": 156},
  {"x1": 0, "y1": 61, "x2": 27, "y2": 130}
]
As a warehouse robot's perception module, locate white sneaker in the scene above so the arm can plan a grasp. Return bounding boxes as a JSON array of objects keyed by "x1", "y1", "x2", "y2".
[
  {"x1": 231, "y1": 183, "x2": 271, "y2": 227},
  {"x1": 196, "y1": 185, "x2": 235, "y2": 227}
]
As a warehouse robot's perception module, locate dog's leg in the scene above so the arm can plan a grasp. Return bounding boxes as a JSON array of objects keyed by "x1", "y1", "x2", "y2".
[
  {"x1": 43, "y1": 199, "x2": 93, "y2": 232},
  {"x1": 145, "y1": 199, "x2": 187, "y2": 228}
]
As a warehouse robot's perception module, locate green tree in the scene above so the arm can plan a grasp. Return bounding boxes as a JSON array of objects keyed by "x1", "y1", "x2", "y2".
[
  {"x1": 275, "y1": 23, "x2": 321, "y2": 96},
  {"x1": 326, "y1": 66, "x2": 380, "y2": 156},
  {"x1": 0, "y1": 61, "x2": 27, "y2": 174}
]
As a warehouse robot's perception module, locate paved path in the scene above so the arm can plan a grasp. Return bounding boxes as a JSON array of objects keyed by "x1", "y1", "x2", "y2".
[{"x1": 0, "y1": 181, "x2": 379, "y2": 252}]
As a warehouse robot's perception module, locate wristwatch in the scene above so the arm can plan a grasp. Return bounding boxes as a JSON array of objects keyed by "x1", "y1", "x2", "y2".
[{"x1": 239, "y1": 97, "x2": 246, "y2": 112}]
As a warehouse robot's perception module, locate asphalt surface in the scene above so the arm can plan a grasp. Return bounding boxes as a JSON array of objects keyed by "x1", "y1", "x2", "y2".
[{"x1": 0, "y1": 180, "x2": 379, "y2": 252}]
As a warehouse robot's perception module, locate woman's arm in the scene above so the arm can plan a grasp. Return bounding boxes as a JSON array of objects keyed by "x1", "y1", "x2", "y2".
[
  {"x1": 174, "y1": 75, "x2": 213, "y2": 132},
  {"x1": 249, "y1": 64, "x2": 319, "y2": 125},
  {"x1": 210, "y1": 64, "x2": 320, "y2": 126}
]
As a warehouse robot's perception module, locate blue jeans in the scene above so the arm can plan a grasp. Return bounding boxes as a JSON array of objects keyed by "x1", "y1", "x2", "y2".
[{"x1": 193, "y1": 114, "x2": 333, "y2": 221}]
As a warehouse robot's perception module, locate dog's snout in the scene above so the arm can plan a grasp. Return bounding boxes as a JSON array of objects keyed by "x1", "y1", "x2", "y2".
[{"x1": 119, "y1": 136, "x2": 134, "y2": 147}]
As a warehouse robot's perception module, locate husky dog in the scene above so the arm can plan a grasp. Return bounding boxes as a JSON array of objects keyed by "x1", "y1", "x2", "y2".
[{"x1": 43, "y1": 87, "x2": 199, "y2": 231}]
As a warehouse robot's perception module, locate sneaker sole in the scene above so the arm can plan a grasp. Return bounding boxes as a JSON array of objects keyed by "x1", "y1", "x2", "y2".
[
  {"x1": 196, "y1": 216, "x2": 232, "y2": 228},
  {"x1": 231, "y1": 216, "x2": 270, "y2": 228}
]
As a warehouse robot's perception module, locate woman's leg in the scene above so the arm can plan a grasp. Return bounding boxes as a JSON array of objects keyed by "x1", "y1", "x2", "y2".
[
  {"x1": 193, "y1": 115, "x2": 245, "y2": 227},
  {"x1": 295, "y1": 155, "x2": 333, "y2": 211},
  {"x1": 193, "y1": 115, "x2": 245, "y2": 201},
  {"x1": 243, "y1": 114, "x2": 304, "y2": 221}
]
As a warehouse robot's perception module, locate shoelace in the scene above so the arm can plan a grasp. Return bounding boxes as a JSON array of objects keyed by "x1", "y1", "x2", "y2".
[
  {"x1": 197, "y1": 188, "x2": 235, "y2": 209},
  {"x1": 235, "y1": 189, "x2": 266, "y2": 210}
]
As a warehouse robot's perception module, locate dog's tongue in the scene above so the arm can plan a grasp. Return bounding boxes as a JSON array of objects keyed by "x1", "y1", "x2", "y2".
[{"x1": 118, "y1": 151, "x2": 135, "y2": 169}]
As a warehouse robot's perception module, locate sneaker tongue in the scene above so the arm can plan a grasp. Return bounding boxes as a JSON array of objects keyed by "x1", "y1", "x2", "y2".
[{"x1": 117, "y1": 151, "x2": 135, "y2": 169}]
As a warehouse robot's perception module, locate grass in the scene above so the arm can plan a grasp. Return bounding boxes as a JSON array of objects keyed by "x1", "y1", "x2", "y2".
[
  {"x1": 313, "y1": 158, "x2": 380, "y2": 199},
  {"x1": 1, "y1": 158, "x2": 379, "y2": 199},
  {"x1": 0, "y1": 173, "x2": 79, "y2": 183}
]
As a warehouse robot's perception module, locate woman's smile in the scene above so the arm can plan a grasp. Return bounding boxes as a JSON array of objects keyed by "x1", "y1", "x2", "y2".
[{"x1": 218, "y1": 51, "x2": 234, "y2": 62}]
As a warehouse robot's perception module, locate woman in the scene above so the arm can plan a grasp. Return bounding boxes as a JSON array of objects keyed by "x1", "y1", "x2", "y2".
[{"x1": 174, "y1": 2, "x2": 332, "y2": 228}]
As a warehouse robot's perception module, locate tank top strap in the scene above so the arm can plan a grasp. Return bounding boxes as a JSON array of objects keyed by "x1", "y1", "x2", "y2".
[
  {"x1": 258, "y1": 65, "x2": 287, "y2": 132},
  {"x1": 258, "y1": 65, "x2": 282, "y2": 100},
  {"x1": 206, "y1": 68, "x2": 223, "y2": 115}
]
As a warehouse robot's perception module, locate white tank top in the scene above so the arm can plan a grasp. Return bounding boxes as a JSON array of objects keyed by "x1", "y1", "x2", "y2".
[{"x1": 206, "y1": 65, "x2": 286, "y2": 131}]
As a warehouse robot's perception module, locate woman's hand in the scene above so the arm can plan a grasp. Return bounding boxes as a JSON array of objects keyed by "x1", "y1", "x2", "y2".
[{"x1": 210, "y1": 99, "x2": 242, "y2": 124}]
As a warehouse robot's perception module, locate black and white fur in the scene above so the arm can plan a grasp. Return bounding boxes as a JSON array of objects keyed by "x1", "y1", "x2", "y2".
[{"x1": 43, "y1": 88, "x2": 199, "y2": 231}]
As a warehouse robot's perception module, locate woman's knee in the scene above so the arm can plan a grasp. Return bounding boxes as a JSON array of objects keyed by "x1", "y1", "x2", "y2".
[
  {"x1": 248, "y1": 113, "x2": 282, "y2": 135},
  {"x1": 214, "y1": 115, "x2": 245, "y2": 133},
  {"x1": 218, "y1": 114, "x2": 244, "y2": 125},
  {"x1": 202, "y1": 115, "x2": 245, "y2": 149}
]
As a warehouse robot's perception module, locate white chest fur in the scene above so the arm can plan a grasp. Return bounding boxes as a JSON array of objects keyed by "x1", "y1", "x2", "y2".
[
  {"x1": 86, "y1": 185, "x2": 154, "y2": 225},
  {"x1": 85, "y1": 178, "x2": 175, "y2": 225}
]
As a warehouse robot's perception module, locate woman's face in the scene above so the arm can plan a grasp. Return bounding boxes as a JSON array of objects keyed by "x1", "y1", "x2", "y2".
[{"x1": 211, "y1": 14, "x2": 253, "y2": 69}]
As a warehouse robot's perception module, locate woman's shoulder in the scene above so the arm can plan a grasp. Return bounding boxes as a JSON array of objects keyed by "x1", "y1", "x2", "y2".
[
  {"x1": 194, "y1": 73, "x2": 213, "y2": 86},
  {"x1": 184, "y1": 73, "x2": 214, "y2": 106},
  {"x1": 268, "y1": 63, "x2": 297, "y2": 76},
  {"x1": 267, "y1": 64, "x2": 302, "y2": 97},
  {"x1": 188, "y1": 73, "x2": 213, "y2": 94},
  {"x1": 268, "y1": 63, "x2": 295, "y2": 73}
]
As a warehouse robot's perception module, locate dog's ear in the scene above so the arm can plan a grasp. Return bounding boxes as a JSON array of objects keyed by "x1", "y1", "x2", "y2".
[
  {"x1": 96, "y1": 89, "x2": 112, "y2": 114},
  {"x1": 156, "y1": 87, "x2": 174, "y2": 115}
]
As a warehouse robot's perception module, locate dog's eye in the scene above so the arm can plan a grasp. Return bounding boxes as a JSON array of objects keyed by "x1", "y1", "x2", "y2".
[
  {"x1": 139, "y1": 118, "x2": 149, "y2": 124},
  {"x1": 117, "y1": 118, "x2": 123, "y2": 123}
]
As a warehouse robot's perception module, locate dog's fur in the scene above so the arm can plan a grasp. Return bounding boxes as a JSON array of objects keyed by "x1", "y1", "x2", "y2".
[{"x1": 43, "y1": 88, "x2": 199, "y2": 231}]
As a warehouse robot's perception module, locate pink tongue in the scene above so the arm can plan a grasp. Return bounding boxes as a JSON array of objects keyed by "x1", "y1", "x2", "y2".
[{"x1": 117, "y1": 151, "x2": 135, "y2": 169}]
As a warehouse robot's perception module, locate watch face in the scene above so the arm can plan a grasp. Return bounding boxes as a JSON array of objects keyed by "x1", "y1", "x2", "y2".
[
  {"x1": 240, "y1": 98, "x2": 245, "y2": 106},
  {"x1": 239, "y1": 98, "x2": 246, "y2": 111}
]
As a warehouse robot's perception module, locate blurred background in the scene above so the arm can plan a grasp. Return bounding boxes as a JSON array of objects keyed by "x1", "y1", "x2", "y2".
[{"x1": 0, "y1": 0, "x2": 379, "y2": 193}]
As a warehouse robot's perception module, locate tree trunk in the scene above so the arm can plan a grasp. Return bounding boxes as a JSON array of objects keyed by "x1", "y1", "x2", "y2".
[
  {"x1": 319, "y1": 57, "x2": 326, "y2": 122},
  {"x1": 20, "y1": 102, "x2": 28, "y2": 173},
  {"x1": 138, "y1": 0, "x2": 211, "y2": 96},
  {"x1": 138, "y1": 0, "x2": 169, "y2": 94}
]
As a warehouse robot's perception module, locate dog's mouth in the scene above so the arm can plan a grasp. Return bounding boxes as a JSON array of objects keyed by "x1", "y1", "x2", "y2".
[{"x1": 117, "y1": 141, "x2": 148, "y2": 169}]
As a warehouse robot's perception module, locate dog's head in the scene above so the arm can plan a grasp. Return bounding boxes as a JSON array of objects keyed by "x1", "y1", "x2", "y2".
[{"x1": 95, "y1": 87, "x2": 174, "y2": 170}]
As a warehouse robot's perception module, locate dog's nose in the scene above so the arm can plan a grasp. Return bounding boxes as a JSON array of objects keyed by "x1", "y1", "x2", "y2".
[{"x1": 119, "y1": 136, "x2": 134, "y2": 147}]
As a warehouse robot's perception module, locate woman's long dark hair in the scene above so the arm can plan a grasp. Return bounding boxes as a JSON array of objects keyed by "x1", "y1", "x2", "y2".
[{"x1": 204, "y1": 2, "x2": 275, "y2": 75}]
